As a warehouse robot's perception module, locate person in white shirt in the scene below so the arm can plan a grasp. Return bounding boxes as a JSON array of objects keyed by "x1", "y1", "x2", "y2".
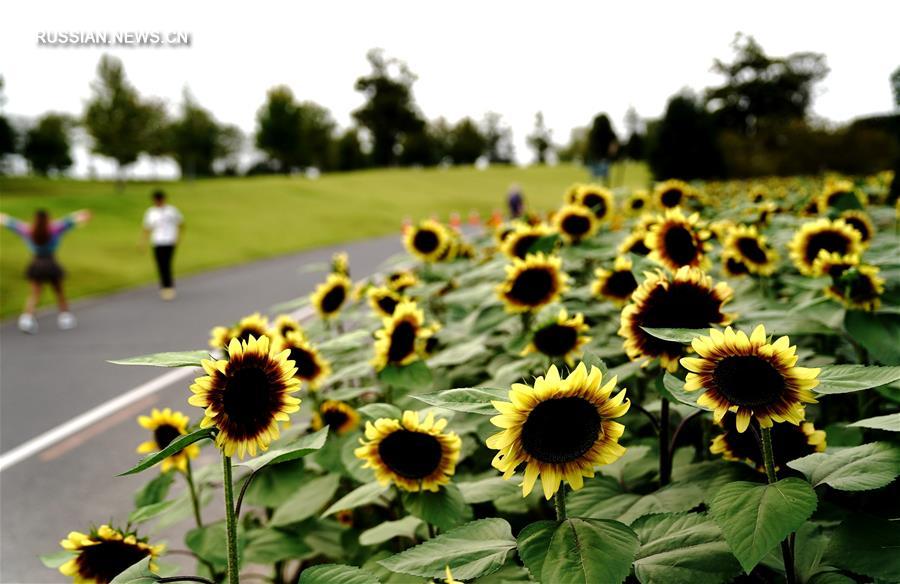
[{"x1": 142, "y1": 190, "x2": 183, "y2": 301}]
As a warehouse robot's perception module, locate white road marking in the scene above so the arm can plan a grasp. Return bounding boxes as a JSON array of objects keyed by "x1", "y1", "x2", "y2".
[{"x1": 0, "y1": 305, "x2": 314, "y2": 473}]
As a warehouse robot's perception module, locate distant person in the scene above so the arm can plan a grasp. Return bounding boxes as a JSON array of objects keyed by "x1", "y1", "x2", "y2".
[
  {"x1": 1, "y1": 208, "x2": 91, "y2": 333},
  {"x1": 142, "y1": 190, "x2": 183, "y2": 301},
  {"x1": 507, "y1": 183, "x2": 525, "y2": 219}
]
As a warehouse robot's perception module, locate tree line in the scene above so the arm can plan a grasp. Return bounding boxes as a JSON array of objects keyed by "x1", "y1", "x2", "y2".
[{"x1": 0, "y1": 36, "x2": 897, "y2": 180}]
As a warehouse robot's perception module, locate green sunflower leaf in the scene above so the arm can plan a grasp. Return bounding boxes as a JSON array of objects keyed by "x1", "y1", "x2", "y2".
[
  {"x1": 235, "y1": 426, "x2": 329, "y2": 472},
  {"x1": 516, "y1": 520, "x2": 558, "y2": 580},
  {"x1": 540, "y1": 518, "x2": 639, "y2": 584},
  {"x1": 662, "y1": 373, "x2": 711, "y2": 410},
  {"x1": 186, "y1": 520, "x2": 247, "y2": 569},
  {"x1": 814, "y1": 364, "x2": 900, "y2": 394},
  {"x1": 641, "y1": 327, "x2": 710, "y2": 344},
  {"x1": 359, "y1": 515, "x2": 423, "y2": 546},
  {"x1": 39, "y1": 550, "x2": 78, "y2": 569},
  {"x1": 825, "y1": 514, "x2": 900, "y2": 581},
  {"x1": 244, "y1": 527, "x2": 313, "y2": 564},
  {"x1": 357, "y1": 403, "x2": 402, "y2": 420},
  {"x1": 844, "y1": 310, "x2": 900, "y2": 365},
  {"x1": 401, "y1": 483, "x2": 471, "y2": 531},
  {"x1": 299, "y1": 564, "x2": 381, "y2": 584},
  {"x1": 378, "y1": 360, "x2": 433, "y2": 390},
  {"x1": 567, "y1": 477, "x2": 706, "y2": 525},
  {"x1": 109, "y1": 557, "x2": 156, "y2": 584},
  {"x1": 427, "y1": 337, "x2": 487, "y2": 367},
  {"x1": 107, "y1": 350, "x2": 211, "y2": 367},
  {"x1": 128, "y1": 499, "x2": 176, "y2": 524},
  {"x1": 709, "y1": 478, "x2": 818, "y2": 573},
  {"x1": 134, "y1": 470, "x2": 175, "y2": 507},
  {"x1": 458, "y1": 475, "x2": 521, "y2": 504},
  {"x1": 631, "y1": 512, "x2": 742, "y2": 584},
  {"x1": 322, "y1": 481, "x2": 391, "y2": 517},
  {"x1": 848, "y1": 412, "x2": 900, "y2": 431},
  {"x1": 377, "y1": 518, "x2": 516, "y2": 580},
  {"x1": 413, "y1": 387, "x2": 509, "y2": 416},
  {"x1": 786, "y1": 441, "x2": 900, "y2": 491},
  {"x1": 528, "y1": 233, "x2": 560, "y2": 254},
  {"x1": 270, "y1": 473, "x2": 341, "y2": 527},
  {"x1": 118, "y1": 427, "x2": 216, "y2": 476}
]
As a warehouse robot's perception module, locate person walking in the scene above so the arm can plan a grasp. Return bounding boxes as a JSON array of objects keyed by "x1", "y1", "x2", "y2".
[
  {"x1": 142, "y1": 190, "x2": 183, "y2": 301},
  {"x1": 1, "y1": 208, "x2": 91, "y2": 333},
  {"x1": 507, "y1": 183, "x2": 525, "y2": 219}
]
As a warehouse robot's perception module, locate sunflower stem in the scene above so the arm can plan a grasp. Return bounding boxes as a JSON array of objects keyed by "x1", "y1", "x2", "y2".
[
  {"x1": 760, "y1": 426, "x2": 797, "y2": 584},
  {"x1": 554, "y1": 485, "x2": 568, "y2": 521},
  {"x1": 658, "y1": 397, "x2": 671, "y2": 486},
  {"x1": 184, "y1": 460, "x2": 204, "y2": 528},
  {"x1": 222, "y1": 452, "x2": 240, "y2": 584},
  {"x1": 520, "y1": 312, "x2": 533, "y2": 334}
]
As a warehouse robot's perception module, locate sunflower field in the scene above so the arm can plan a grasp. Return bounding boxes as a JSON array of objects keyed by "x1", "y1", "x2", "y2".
[{"x1": 45, "y1": 172, "x2": 900, "y2": 584}]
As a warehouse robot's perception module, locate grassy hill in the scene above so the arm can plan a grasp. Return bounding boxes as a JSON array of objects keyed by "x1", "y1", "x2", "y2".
[{"x1": 0, "y1": 163, "x2": 649, "y2": 317}]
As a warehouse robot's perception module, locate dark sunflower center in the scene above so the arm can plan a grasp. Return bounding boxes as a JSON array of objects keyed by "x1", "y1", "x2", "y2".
[
  {"x1": 712, "y1": 355, "x2": 786, "y2": 408},
  {"x1": 235, "y1": 327, "x2": 264, "y2": 345},
  {"x1": 413, "y1": 229, "x2": 440, "y2": 253},
  {"x1": 631, "y1": 198, "x2": 645, "y2": 210},
  {"x1": 532, "y1": 324, "x2": 578, "y2": 357},
  {"x1": 377, "y1": 430, "x2": 443, "y2": 479},
  {"x1": 635, "y1": 281, "x2": 726, "y2": 357},
  {"x1": 521, "y1": 397, "x2": 602, "y2": 463},
  {"x1": 512, "y1": 234, "x2": 540, "y2": 258},
  {"x1": 388, "y1": 320, "x2": 417, "y2": 363},
  {"x1": 660, "y1": 188, "x2": 683, "y2": 207},
  {"x1": 626, "y1": 238, "x2": 650, "y2": 256},
  {"x1": 736, "y1": 236, "x2": 768, "y2": 264},
  {"x1": 663, "y1": 225, "x2": 698, "y2": 266},
  {"x1": 720, "y1": 412, "x2": 816, "y2": 468},
  {"x1": 804, "y1": 230, "x2": 850, "y2": 264},
  {"x1": 322, "y1": 409, "x2": 350, "y2": 430},
  {"x1": 279, "y1": 325, "x2": 295, "y2": 337},
  {"x1": 843, "y1": 217, "x2": 870, "y2": 241},
  {"x1": 75, "y1": 540, "x2": 150, "y2": 584},
  {"x1": 222, "y1": 365, "x2": 282, "y2": 438},
  {"x1": 827, "y1": 191, "x2": 850, "y2": 206},
  {"x1": 153, "y1": 424, "x2": 182, "y2": 450},
  {"x1": 842, "y1": 272, "x2": 879, "y2": 303},
  {"x1": 507, "y1": 267, "x2": 555, "y2": 306},
  {"x1": 582, "y1": 193, "x2": 607, "y2": 218},
  {"x1": 320, "y1": 285, "x2": 346, "y2": 314},
  {"x1": 561, "y1": 214, "x2": 591, "y2": 237},
  {"x1": 726, "y1": 257, "x2": 750, "y2": 275},
  {"x1": 603, "y1": 270, "x2": 638, "y2": 299},
  {"x1": 377, "y1": 295, "x2": 399, "y2": 315},
  {"x1": 288, "y1": 347, "x2": 319, "y2": 379}
]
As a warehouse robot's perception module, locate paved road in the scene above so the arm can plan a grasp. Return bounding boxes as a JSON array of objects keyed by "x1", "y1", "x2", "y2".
[{"x1": 0, "y1": 234, "x2": 404, "y2": 583}]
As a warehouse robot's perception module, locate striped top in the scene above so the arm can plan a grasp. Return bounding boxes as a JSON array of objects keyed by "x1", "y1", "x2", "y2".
[{"x1": 2, "y1": 214, "x2": 77, "y2": 256}]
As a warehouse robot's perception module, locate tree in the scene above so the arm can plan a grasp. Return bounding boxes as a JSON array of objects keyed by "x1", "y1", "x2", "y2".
[
  {"x1": 647, "y1": 93, "x2": 723, "y2": 180},
  {"x1": 353, "y1": 49, "x2": 424, "y2": 166},
  {"x1": 527, "y1": 112, "x2": 553, "y2": 164},
  {"x1": 83, "y1": 55, "x2": 166, "y2": 183},
  {"x1": 23, "y1": 113, "x2": 73, "y2": 175},
  {"x1": 892, "y1": 66, "x2": 900, "y2": 108},
  {"x1": 0, "y1": 77, "x2": 16, "y2": 166},
  {"x1": 447, "y1": 117, "x2": 487, "y2": 165},
  {"x1": 622, "y1": 107, "x2": 645, "y2": 160},
  {"x1": 256, "y1": 86, "x2": 335, "y2": 172},
  {"x1": 335, "y1": 128, "x2": 368, "y2": 171},
  {"x1": 167, "y1": 91, "x2": 227, "y2": 178},
  {"x1": 585, "y1": 113, "x2": 618, "y2": 163},
  {"x1": 706, "y1": 34, "x2": 828, "y2": 136},
  {"x1": 482, "y1": 112, "x2": 514, "y2": 164},
  {"x1": 296, "y1": 101, "x2": 335, "y2": 170}
]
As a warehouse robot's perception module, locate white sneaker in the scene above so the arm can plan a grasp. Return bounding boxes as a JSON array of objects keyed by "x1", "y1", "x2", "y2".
[
  {"x1": 58, "y1": 312, "x2": 77, "y2": 330},
  {"x1": 18, "y1": 314, "x2": 38, "y2": 334}
]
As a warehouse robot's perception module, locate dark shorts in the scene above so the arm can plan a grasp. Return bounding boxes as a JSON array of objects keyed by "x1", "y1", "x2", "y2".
[{"x1": 26, "y1": 256, "x2": 64, "y2": 283}]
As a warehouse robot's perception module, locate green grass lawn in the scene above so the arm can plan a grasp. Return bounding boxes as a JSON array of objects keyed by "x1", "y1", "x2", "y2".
[{"x1": 0, "y1": 162, "x2": 650, "y2": 317}]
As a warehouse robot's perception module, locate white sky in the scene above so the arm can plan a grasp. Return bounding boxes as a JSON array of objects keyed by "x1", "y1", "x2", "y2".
[{"x1": 1, "y1": 1, "x2": 898, "y2": 176}]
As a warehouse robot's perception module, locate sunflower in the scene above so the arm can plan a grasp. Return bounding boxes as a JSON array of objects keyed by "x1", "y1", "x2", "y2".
[
  {"x1": 367, "y1": 286, "x2": 403, "y2": 318},
  {"x1": 332, "y1": 251, "x2": 350, "y2": 276},
  {"x1": 522, "y1": 309, "x2": 591, "y2": 366},
  {"x1": 681, "y1": 325, "x2": 819, "y2": 432},
  {"x1": 723, "y1": 224, "x2": 778, "y2": 276},
  {"x1": 592, "y1": 256, "x2": 639, "y2": 306},
  {"x1": 653, "y1": 179, "x2": 691, "y2": 209},
  {"x1": 496, "y1": 253, "x2": 568, "y2": 313},
  {"x1": 386, "y1": 270, "x2": 418, "y2": 293},
  {"x1": 501, "y1": 222, "x2": 552, "y2": 259},
  {"x1": 136, "y1": 408, "x2": 200, "y2": 473},
  {"x1": 487, "y1": 363, "x2": 629, "y2": 499},
  {"x1": 722, "y1": 252, "x2": 751, "y2": 278},
  {"x1": 813, "y1": 253, "x2": 885, "y2": 311},
  {"x1": 310, "y1": 273, "x2": 352, "y2": 320},
  {"x1": 553, "y1": 204, "x2": 598, "y2": 244},
  {"x1": 619, "y1": 267, "x2": 734, "y2": 372},
  {"x1": 748, "y1": 185, "x2": 768, "y2": 204},
  {"x1": 788, "y1": 218, "x2": 863, "y2": 276},
  {"x1": 209, "y1": 312, "x2": 270, "y2": 351},
  {"x1": 645, "y1": 208, "x2": 711, "y2": 273},
  {"x1": 624, "y1": 190, "x2": 650, "y2": 215},
  {"x1": 311, "y1": 400, "x2": 360, "y2": 435},
  {"x1": 575, "y1": 185, "x2": 614, "y2": 221},
  {"x1": 189, "y1": 335, "x2": 301, "y2": 458},
  {"x1": 273, "y1": 331, "x2": 331, "y2": 389},
  {"x1": 711, "y1": 411, "x2": 825, "y2": 472},
  {"x1": 271, "y1": 314, "x2": 304, "y2": 341},
  {"x1": 709, "y1": 219, "x2": 735, "y2": 242},
  {"x1": 818, "y1": 180, "x2": 865, "y2": 213},
  {"x1": 563, "y1": 183, "x2": 584, "y2": 204},
  {"x1": 355, "y1": 410, "x2": 461, "y2": 492},
  {"x1": 404, "y1": 219, "x2": 450, "y2": 262},
  {"x1": 58, "y1": 525, "x2": 164, "y2": 584},
  {"x1": 372, "y1": 300, "x2": 430, "y2": 370},
  {"x1": 618, "y1": 229, "x2": 651, "y2": 256},
  {"x1": 839, "y1": 210, "x2": 875, "y2": 245}
]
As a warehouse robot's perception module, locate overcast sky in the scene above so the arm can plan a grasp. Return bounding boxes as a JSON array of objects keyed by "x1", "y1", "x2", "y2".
[{"x1": 2, "y1": 1, "x2": 898, "y2": 177}]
